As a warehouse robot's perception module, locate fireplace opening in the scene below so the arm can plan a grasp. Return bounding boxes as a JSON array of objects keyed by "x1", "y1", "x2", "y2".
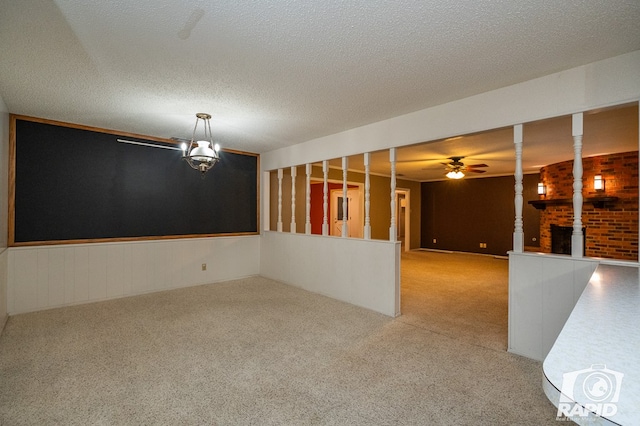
[{"x1": 550, "y1": 224, "x2": 586, "y2": 255}]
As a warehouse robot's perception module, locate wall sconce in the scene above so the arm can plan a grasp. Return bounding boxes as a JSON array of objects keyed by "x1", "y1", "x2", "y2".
[
  {"x1": 537, "y1": 182, "x2": 546, "y2": 196},
  {"x1": 594, "y1": 175, "x2": 605, "y2": 191}
]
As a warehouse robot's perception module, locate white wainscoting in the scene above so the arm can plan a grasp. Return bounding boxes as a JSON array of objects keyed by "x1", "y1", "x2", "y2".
[
  {"x1": 7, "y1": 236, "x2": 260, "y2": 315},
  {"x1": 0, "y1": 248, "x2": 8, "y2": 330},
  {"x1": 508, "y1": 252, "x2": 599, "y2": 361},
  {"x1": 260, "y1": 231, "x2": 400, "y2": 317}
]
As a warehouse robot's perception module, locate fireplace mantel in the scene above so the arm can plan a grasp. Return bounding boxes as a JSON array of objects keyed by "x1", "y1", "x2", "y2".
[{"x1": 528, "y1": 196, "x2": 619, "y2": 210}]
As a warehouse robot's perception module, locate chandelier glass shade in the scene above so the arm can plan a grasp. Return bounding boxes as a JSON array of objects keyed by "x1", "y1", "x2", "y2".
[{"x1": 182, "y1": 113, "x2": 220, "y2": 175}]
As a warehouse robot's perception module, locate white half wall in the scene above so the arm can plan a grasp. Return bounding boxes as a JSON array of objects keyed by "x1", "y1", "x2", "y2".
[
  {"x1": 508, "y1": 252, "x2": 598, "y2": 361},
  {"x1": 7, "y1": 236, "x2": 260, "y2": 315},
  {"x1": 260, "y1": 231, "x2": 400, "y2": 317},
  {"x1": 0, "y1": 249, "x2": 7, "y2": 331}
]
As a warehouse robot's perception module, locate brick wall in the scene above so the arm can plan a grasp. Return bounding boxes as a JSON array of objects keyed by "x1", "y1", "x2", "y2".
[{"x1": 538, "y1": 151, "x2": 638, "y2": 260}]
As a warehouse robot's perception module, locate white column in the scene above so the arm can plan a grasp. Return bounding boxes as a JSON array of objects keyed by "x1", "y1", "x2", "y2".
[
  {"x1": 322, "y1": 160, "x2": 329, "y2": 236},
  {"x1": 290, "y1": 166, "x2": 297, "y2": 233},
  {"x1": 513, "y1": 124, "x2": 524, "y2": 253},
  {"x1": 389, "y1": 148, "x2": 397, "y2": 242},
  {"x1": 305, "y1": 163, "x2": 312, "y2": 235},
  {"x1": 342, "y1": 156, "x2": 349, "y2": 238},
  {"x1": 277, "y1": 168, "x2": 283, "y2": 232},
  {"x1": 572, "y1": 113, "x2": 584, "y2": 258},
  {"x1": 364, "y1": 152, "x2": 371, "y2": 240}
]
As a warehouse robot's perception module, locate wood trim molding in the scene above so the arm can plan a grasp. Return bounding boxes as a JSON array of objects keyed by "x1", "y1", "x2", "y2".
[
  {"x1": 9, "y1": 114, "x2": 259, "y2": 157},
  {"x1": 7, "y1": 115, "x2": 17, "y2": 246},
  {"x1": 10, "y1": 232, "x2": 259, "y2": 247},
  {"x1": 528, "y1": 196, "x2": 619, "y2": 210}
]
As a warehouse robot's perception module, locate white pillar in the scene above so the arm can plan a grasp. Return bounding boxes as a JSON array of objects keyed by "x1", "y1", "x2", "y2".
[
  {"x1": 277, "y1": 168, "x2": 283, "y2": 232},
  {"x1": 322, "y1": 160, "x2": 329, "y2": 236},
  {"x1": 305, "y1": 163, "x2": 312, "y2": 234},
  {"x1": 290, "y1": 166, "x2": 297, "y2": 233},
  {"x1": 342, "y1": 156, "x2": 349, "y2": 238},
  {"x1": 572, "y1": 113, "x2": 584, "y2": 258},
  {"x1": 389, "y1": 148, "x2": 397, "y2": 242},
  {"x1": 364, "y1": 152, "x2": 371, "y2": 240},
  {"x1": 513, "y1": 124, "x2": 524, "y2": 253}
]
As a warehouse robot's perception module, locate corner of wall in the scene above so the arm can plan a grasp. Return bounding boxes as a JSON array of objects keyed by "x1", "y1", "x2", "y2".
[{"x1": 0, "y1": 94, "x2": 9, "y2": 330}]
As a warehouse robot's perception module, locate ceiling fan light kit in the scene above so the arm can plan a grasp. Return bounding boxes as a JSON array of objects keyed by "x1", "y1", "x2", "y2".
[
  {"x1": 446, "y1": 170, "x2": 465, "y2": 179},
  {"x1": 443, "y1": 156, "x2": 488, "y2": 179},
  {"x1": 182, "y1": 113, "x2": 221, "y2": 176}
]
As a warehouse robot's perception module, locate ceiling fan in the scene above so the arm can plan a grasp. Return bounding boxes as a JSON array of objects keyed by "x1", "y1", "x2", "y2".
[{"x1": 442, "y1": 156, "x2": 488, "y2": 179}]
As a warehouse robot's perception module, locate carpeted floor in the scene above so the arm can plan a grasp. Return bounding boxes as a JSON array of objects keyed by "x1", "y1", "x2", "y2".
[
  {"x1": 0, "y1": 250, "x2": 558, "y2": 425},
  {"x1": 399, "y1": 250, "x2": 510, "y2": 352}
]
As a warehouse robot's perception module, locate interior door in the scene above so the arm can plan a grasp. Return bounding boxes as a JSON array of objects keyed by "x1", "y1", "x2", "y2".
[{"x1": 330, "y1": 189, "x2": 362, "y2": 237}]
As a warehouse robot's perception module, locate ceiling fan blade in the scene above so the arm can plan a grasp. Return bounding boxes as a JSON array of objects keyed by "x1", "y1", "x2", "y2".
[
  {"x1": 467, "y1": 169, "x2": 486, "y2": 173},
  {"x1": 466, "y1": 163, "x2": 488, "y2": 168},
  {"x1": 396, "y1": 158, "x2": 443, "y2": 164}
]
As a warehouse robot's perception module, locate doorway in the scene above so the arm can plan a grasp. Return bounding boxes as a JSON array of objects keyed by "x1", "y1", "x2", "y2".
[
  {"x1": 396, "y1": 189, "x2": 410, "y2": 251},
  {"x1": 330, "y1": 188, "x2": 363, "y2": 238}
]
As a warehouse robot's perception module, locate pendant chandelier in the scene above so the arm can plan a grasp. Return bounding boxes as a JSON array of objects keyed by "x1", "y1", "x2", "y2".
[{"x1": 181, "y1": 113, "x2": 220, "y2": 175}]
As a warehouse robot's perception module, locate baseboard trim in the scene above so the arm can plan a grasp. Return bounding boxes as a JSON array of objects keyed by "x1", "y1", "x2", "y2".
[
  {"x1": 0, "y1": 314, "x2": 7, "y2": 336},
  {"x1": 416, "y1": 248, "x2": 508, "y2": 260}
]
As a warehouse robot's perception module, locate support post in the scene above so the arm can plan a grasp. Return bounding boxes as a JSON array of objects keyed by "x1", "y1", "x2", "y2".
[
  {"x1": 305, "y1": 163, "x2": 312, "y2": 234},
  {"x1": 322, "y1": 160, "x2": 329, "y2": 236},
  {"x1": 290, "y1": 166, "x2": 297, "y2": 233},
  {"x1": 364, "y1": 152, "x2": 371, "y2": 240},
  {"x1": 342, "y1": 156, "x2": 349, "y2": 238},
  {"x1": 572, "y1": 113, "x2": 584, "y2": 258},
  {"x1": 513, "y1": 124, "x2": 524, "y2": 252},
  {"x1": 389, "y1": 148, "x2": 397, "y2": 242},
  {"x1": 277, "y1": 168, "x2": 283, "y2": 232}
]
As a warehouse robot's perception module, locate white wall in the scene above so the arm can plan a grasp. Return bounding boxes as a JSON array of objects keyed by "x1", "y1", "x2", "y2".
[
  {"x1": 260, "y1": 231, "x2": 400, "y2": 317},
  {"x1": 262, "y1": 51, "x2": 640, "y2": 170},
  {"x1": 508, "y1": 252, "x2": 598, "y2": 361},
  {"x1": 7, "y1": 236, "x2": 260, "y2": 315},
  {"x1": 0, "y1": 94, "x2": 9, "y2": 330}
]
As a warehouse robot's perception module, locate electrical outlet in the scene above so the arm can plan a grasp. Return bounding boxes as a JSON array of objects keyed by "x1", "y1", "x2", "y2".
[
  {"x1": 479, "y1": 243, "x2": 487, "y2": 248},
  {"x1": 201, "y1": 263, "x2": 207, "y2": 271},
  {"x1": 433, "y1": 238, "x2": 437, "y2": 244}
]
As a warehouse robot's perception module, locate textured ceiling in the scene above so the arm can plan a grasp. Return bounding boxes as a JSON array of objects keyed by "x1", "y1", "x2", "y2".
[{"x1": 1, "y1": 1, "x2": 639, "y2": 163}]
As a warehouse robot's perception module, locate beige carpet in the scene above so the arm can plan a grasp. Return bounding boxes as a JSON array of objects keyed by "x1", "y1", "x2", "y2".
[
  {"x1": 0, "y1": 251, "x2": 558, "y2": 425},
  {"x1": 399, "y1": 250, "x2": 510, "y2": 352}
]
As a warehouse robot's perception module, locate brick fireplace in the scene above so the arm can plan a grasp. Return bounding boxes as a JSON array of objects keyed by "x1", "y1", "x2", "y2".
[
  {"x1": 550, "y1": 224, "x2": 585, "y2": 256},
  {"x1": 536, "y1": 151, "x2": 638, "y2": 261}
]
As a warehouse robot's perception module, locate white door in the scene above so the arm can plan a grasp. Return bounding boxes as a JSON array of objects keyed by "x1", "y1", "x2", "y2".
[{"x1": 330, "y1": 189, "x2": 362, "y2": 238}]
